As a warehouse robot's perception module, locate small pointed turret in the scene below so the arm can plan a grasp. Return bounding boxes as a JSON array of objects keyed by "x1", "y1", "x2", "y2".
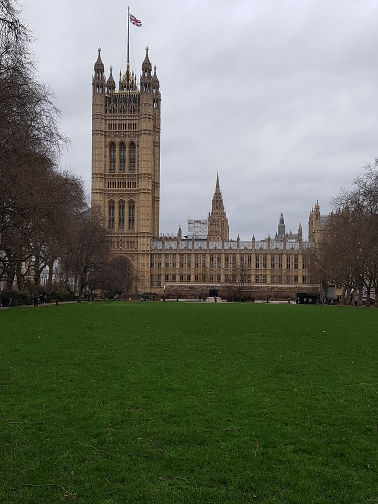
[
  {"x1": 142, "y1": 46, "x2": 152, "y2": 76},
  {"x1": 93, "y1": 47, "x2": 105, "y2": 96},
  {"x1": 94, "y1": 47, "x2": 104, "y2": 74},
  {"x1": 278, "y1": 212, "x2": 285, "y2": 241},
  {"x1": 106, "y1": 66, "x2": 115, "y2": 94}
]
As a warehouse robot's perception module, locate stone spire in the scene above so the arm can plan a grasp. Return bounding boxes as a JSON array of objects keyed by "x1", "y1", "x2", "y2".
[
  {"x1": 93, "y1": 47, "x2": 105, "y2": 95},
  {"x1": 278, "y1": 212, "x2": 285, "y2": 240},
  {"x1": 106, "y1": 66, "x2": 115, "y2": 93},
  {"x1": 207, "y1": 174, "x2": 229, "y2": 241},
  {"x1": 94, "y1": 47, "x2": 104, "y2": 74},
  {"x1": 141, "y1": 46, "x2": 152, "y2": 77}
]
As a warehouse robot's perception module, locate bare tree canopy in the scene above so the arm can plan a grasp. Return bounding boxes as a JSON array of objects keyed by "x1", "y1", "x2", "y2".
[
  {"x1": 0, "y1": 1, "x2": 101, "y2": 294},
  {"x1": 311, "y1": 159, "x2": 378, "y2": 306}
]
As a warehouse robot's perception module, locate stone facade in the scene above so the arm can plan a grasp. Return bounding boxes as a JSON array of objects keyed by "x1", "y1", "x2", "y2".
[
  {"x1": 91, "y1": 47, "x2": 161, "y2": 291},
  {"x1": 91, "y1": 48, "x2": 326, "y2": 298},
  {"x1": 150, "y1": 178, "x2": 321, "y2": 298}
]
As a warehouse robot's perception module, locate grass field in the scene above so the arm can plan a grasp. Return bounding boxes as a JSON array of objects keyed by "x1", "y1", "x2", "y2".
[{"x1": 1, "y1": 301, "x2": 378, "y2": 503}]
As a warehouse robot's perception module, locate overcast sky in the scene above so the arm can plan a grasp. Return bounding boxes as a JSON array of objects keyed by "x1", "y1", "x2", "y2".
[{"x1": 23, "y1": 0, "x2": 378, "y2": 240}]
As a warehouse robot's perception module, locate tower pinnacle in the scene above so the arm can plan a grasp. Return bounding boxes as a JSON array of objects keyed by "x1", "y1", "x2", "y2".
[{"x1": 207, "y1": 175, "x2": 229, "y2": 241}]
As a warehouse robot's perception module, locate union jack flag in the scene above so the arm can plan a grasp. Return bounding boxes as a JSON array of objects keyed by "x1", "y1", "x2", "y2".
[{"x1": 130, "y1": 14, "x2": 142, "y2": 27}]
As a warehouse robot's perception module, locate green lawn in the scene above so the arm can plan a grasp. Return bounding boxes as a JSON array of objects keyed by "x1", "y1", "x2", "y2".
[{"x1": 1, "y1": 302, "x2": 378, "y2": 503}]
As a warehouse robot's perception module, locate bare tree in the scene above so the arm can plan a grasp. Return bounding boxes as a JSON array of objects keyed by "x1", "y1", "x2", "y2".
[
  {"x1": 312, "y1": 160, "x2": 378, "y2": 306},
  {"x1": 0, "y1": 0, "x2": 70, "y2": 290},
  {"x1": 88, "y1": 256, "x2": 135, "y2": 299},
  {"x1": 64, "y1": 209, "x2": 110, "y2": 301}
]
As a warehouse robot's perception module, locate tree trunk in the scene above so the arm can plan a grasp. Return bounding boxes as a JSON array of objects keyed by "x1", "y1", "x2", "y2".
[
  {"x1": 16, "y1": 260, "x2": 23, "y2": 291},
  {"x1": 358, "y1": 286, "x2": 363, "y2": 307},
  {"x1": 33, "y1": 256, "x2": 41, "y2": 285},
  {"x1": 47, "y1": 260, "x2": 54, "y2": 292}
]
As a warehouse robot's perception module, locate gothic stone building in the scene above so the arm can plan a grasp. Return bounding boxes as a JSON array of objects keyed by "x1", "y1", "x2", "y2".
[{"x1": 91, "y1": 49, "x2": 324, "y2": 299}]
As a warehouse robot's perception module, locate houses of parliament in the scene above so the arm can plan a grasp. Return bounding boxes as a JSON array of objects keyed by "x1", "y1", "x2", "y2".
[{"x1": 92, "y1": 48, "x2": 324, "y2": 299}]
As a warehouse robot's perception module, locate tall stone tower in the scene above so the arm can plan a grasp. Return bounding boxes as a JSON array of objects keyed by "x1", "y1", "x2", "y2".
[
  {"x1": 91, "y1": 47, "x2": 161, "y2": 291},
  {"x1": 207, "y1": 174, "x2": 229, "y2": 241}
]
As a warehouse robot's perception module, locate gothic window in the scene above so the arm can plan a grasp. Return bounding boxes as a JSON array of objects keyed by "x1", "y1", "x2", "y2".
[
  {"x1": 271, "y1": 256, "x2": 275, "y2": 269},
  {"x1": 108, "y1": 201, "x2": 115, "y2": 230},
  {"x1": 278, "y1": 255, "x2": 283, "y2": 270},
  {"x1": 110, "y1": 143, "x2": 116, "y2": 172},
  {"x1": 119, "y1": 201, "x2": 125, "y2": 230},
  {"x1": 217, "y1": 255, "x2": 221, "y2": 269},
  {"x1": 248, "y1": 255, "x2": 251, "y2": 269},
  {"x1": 225, "y1": 255, "x2": 229, "y2": 269},
  {"x1": 255, "y1": 255, "x2": 260, "y2": 269},
  {"x1": 172, "y1": 254, "x2": 176, "y2": 268},
  {"x1": 129, "y1": 142, "x2": 136, "y2": 172},
  {"x1": 157, "y1": 254, "x2": 161, "y2": 269},
  {"x1": 263, "y1": 255, "x2": 267, "y2": 269},
  {"x1": 128, "y1": 201, "x2": 135, "y2": 230},
  {"x1": 287, "y1": 255, "x2": 291, "y2": 270},
  {"x1": 165, "y1": 254, "x2": 169, "y2": 269},
  {"x1": 187, "y1": 255, "x2": 191, "y2": 269},
  {"x1": 120, "y1": 143, "x2": 126, "y2": 172},
  {"x1": 294, "y1": 255, "x2": 298, "y2": 270},
  {"x1": 150, "y1": 255, "x2": 154, "y2": 268}
]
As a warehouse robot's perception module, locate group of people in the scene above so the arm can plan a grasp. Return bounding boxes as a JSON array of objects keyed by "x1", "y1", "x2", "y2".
[{"x1": 34, "y1": 294, "x2": 47, "y2": 306}]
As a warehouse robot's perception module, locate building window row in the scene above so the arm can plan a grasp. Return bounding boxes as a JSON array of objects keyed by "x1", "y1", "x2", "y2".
[
  {"x1": 150, "y1": 253, "x2": 306, "y2": 271},
  {"x1": 108, "y1": 200, "x2": 135, "y2": 231},
  {"x1": 150, "y1": 272, "x2": 308, "y2": 287},
  {"x1": 109, "y1": 142, "x2": 136, "y2": 173}
]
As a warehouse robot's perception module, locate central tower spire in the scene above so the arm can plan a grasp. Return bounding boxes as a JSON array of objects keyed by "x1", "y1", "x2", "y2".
[{"x1": 207, "y1": 174, "x2": 229, "y2": 241}]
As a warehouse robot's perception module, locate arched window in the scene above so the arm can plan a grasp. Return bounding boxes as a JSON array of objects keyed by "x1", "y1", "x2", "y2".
[
  {"x1": 119, "y1": 201, "x2": 125, "y2": 230},
  {"x1": 119, "y1": 143, "x2": 126, "y2": 172},
  {"x1": 108, "y1": 201, "x2": 115, "y2": 230},
  {"x1": 129, "y1": 142, "x2": 136, "y2": 172},
  {"x1": 110, "y1": 143, "x2": 116, "y2": 172},
  {"x1": 128, "y1": 201, "x2": 135, "y2": 230}
]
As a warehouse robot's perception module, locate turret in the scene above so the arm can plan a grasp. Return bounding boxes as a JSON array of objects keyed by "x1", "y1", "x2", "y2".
[
  {"x1": 106, "y1": 66, "x2": 115, "y2": 94},
  {"x1": 278, "y1": 212, "x2": 285, "y2": 240},
  {"x1": 93, "y1": 47, "x2": 105, "y2": 96},
  {"x1": 141, "y1": 46, "x2": 152, "y2": 81}
]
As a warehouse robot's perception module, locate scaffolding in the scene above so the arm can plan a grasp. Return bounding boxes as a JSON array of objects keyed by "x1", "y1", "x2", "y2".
[{"x1": 187, "y1": 219, "x2": 208, "y2": 239}]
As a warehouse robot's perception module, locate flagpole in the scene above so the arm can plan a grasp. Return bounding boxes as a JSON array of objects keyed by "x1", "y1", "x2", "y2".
[{"x1": 127, "y1": 6, "x2": 130, "y2": 66}]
